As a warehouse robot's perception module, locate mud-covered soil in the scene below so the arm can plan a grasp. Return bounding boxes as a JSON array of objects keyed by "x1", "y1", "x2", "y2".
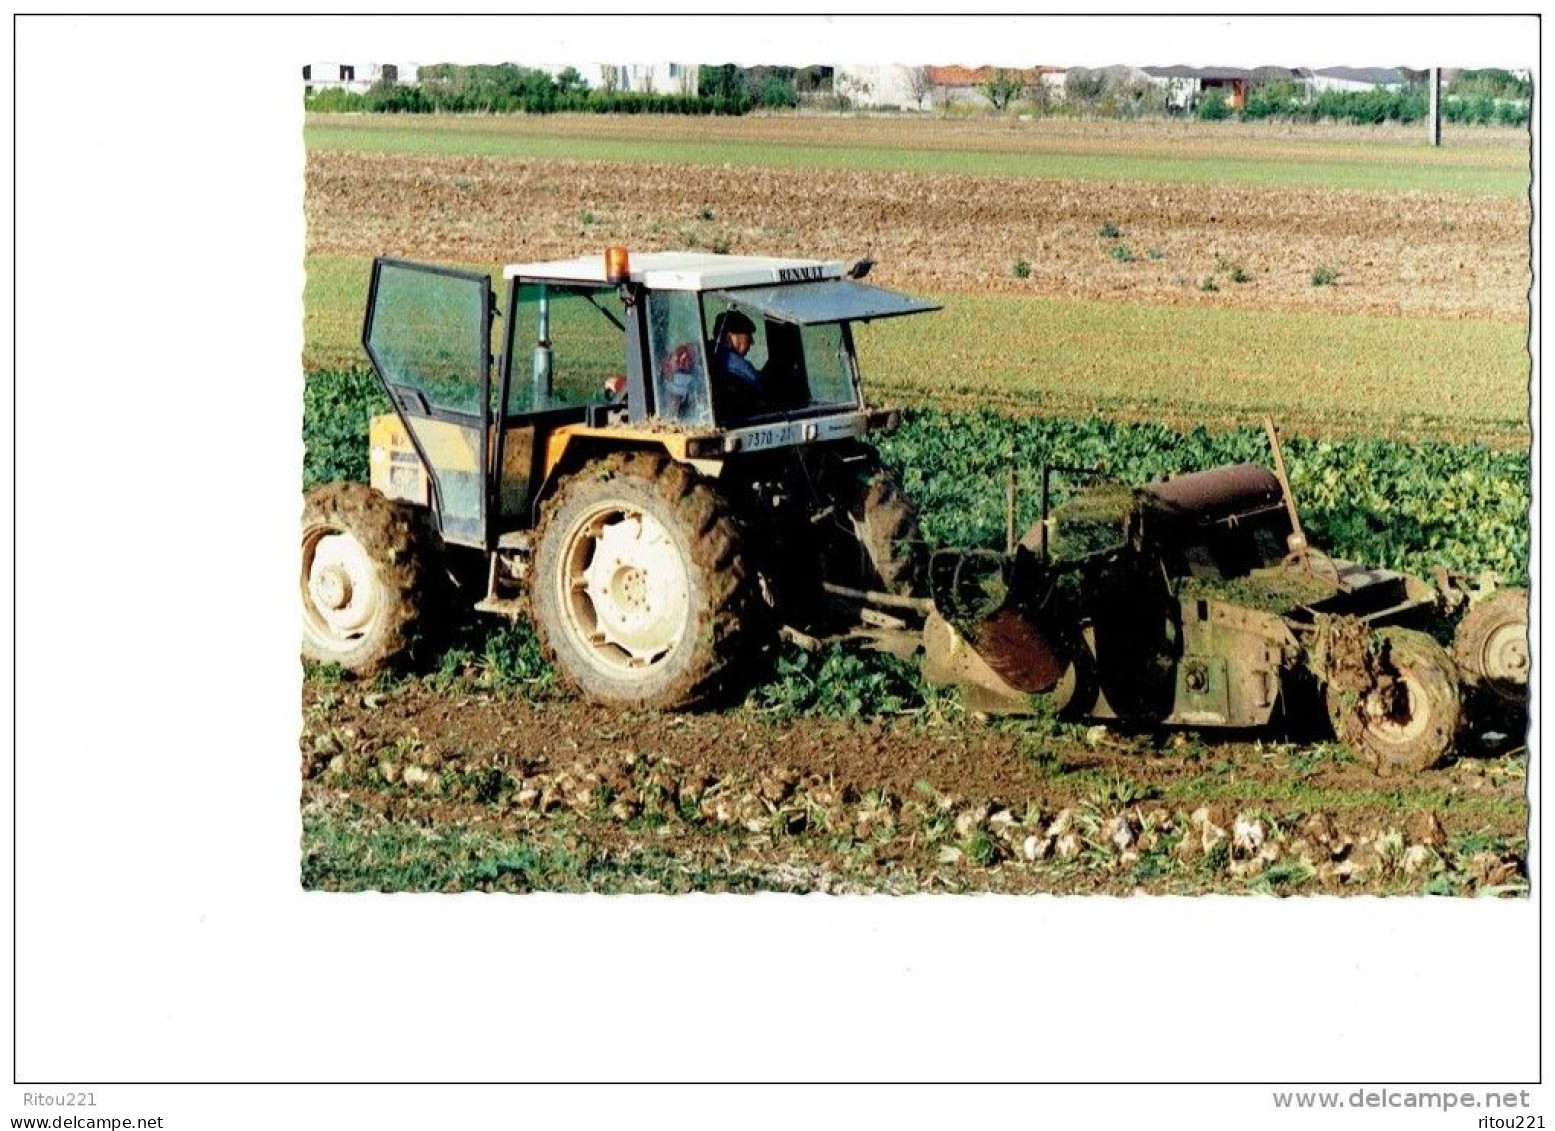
[
  {"x1": 306, "y1": 148, "x2": 1528, "y2": 322},
  {"x1": 300, "y1": 680, "x2": 1528, "y2": 895}
]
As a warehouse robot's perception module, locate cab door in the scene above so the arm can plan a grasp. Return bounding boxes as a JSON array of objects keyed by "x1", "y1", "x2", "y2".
[{"x1": 363, "y1": 258, "x2": 493, "y2": 547}]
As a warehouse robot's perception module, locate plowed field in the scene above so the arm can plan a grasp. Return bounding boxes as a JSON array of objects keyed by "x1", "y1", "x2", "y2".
[{"x1": 306, "y1": 148, "x2": 1528, "y2": 320}]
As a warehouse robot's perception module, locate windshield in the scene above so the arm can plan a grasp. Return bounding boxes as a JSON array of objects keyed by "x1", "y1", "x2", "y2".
[{"x1": 703, "y1": 291, "x2": 859, "y2": 424}]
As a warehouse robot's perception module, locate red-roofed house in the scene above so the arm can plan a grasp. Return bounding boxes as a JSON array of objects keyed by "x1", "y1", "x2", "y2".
[{"x1": 926, "y1": 65, "x2": 1061, "y2": 105}]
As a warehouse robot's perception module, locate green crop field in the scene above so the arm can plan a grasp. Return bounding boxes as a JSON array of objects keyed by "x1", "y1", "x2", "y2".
[
  {"x1": 305, "y1": 114, "x2": 1529, "y2": 196},
  {"x1": 304, "y1": 367, "x2": 1529, "y2": 588},
  {"x1": 305, "y1": 254, "x2": 1529, "y2": 446},
  {"x1": 865, "y1": 294, "x2": 1530, "y2": 445}
]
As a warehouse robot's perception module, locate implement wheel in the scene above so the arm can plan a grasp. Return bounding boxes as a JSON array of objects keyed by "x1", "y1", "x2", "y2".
[
  {"x1": 301, "y1": 482, "x2": 436, "y2": 676},
  {"x1": 1326, "y1": 627, "x2": 1461, "y2": 773},
  {"x1": 532, "y1": 453, "x2": 755, "y2": 709},
  {"x1": 1453, "y1": 588, "x2": 1530, "y2": 707}
]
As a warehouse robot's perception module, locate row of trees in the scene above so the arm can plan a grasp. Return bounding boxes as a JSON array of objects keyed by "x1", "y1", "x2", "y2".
[
  {"x1": 696, "y1": 64, "x2": 831, "y2": 109},
  {"x1": 1226, "y1": 78, "x2": 1530, "y2": 126},
  {"x1": 304, "y1": 63, "x2": 832, "y2": 116},
  {"x1": 968, "y1": 67, "x2": 1530, "y2": 126},
  {"x1": 304, "y1": 62, "x2": 1530, "y2": 126}
]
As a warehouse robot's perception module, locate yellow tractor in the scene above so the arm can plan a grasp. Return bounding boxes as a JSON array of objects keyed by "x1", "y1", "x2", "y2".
[{"x1": 302, "y1": 250, "x2": 937, "y2": 707}]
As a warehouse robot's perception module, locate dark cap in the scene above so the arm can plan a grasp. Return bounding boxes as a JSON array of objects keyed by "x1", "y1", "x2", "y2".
[{"x1": 719, "y1": 310, "x2": 755, "y2": 336}]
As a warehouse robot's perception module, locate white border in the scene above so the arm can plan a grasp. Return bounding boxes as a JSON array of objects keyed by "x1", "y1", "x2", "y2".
[{"x1": 9, "y1": 10, "x2": 1541, "y2": 1118}]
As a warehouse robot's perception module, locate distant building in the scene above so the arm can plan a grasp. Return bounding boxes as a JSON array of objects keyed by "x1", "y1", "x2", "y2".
[
  {"x1": 925, "y1": 65, "x2": 1060, "y2": 106},
  {"x1": 834, "y1": 64, "x2": 926, "y2": 109},
  {"x1": 1142, "y1": 65, "x2": 1309, "y2": 110},
  {"x1": 302, "y1": 62, "x2": 419, "y2": 95},
  {"x1": 541, "y1": 62, "x2": 698, "y2": 97},
  {"x1": 1309, "y1": 66, "x2": 1411, "y2": 93},
  {"x1": 1064, "y1": 64, "x2": 1154, "y2": 101}
]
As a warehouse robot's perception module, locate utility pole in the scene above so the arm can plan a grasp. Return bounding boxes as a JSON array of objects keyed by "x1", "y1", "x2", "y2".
[{"x1": 1429, "y1": 67, "x2": 1443, "y2": 146}]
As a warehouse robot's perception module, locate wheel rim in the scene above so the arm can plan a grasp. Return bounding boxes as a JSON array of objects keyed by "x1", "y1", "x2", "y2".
[
  {"x1": 558, "y1": 503, "x2": 691, "y2": 675},
  {"x1": 1474, "y1": 619, "x2": 1529, "y2": 689},
  {"x1": 1361, "y1": 671, "x2": 1431, "y2": 749},
  {"x1": 302, "y1": 526, "x2": 384, "y2": 651}
]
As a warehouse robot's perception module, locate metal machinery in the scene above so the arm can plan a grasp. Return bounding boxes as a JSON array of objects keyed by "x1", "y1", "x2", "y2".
[{"x1": 920, "y1": 455, "x2": 1528, "y2": 772}]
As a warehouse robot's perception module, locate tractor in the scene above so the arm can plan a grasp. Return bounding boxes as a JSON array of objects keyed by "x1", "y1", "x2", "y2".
[{"x1": 302, "y1": 249, "x2": 936, "y2": 708}]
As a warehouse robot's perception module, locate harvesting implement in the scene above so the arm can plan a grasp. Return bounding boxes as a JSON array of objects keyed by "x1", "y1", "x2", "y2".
[{"x1": 913, "y1": 450, "x2": 1528, "y2": 773}]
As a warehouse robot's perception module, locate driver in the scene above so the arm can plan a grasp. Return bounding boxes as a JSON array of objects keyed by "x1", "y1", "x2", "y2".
[{"x1": 711, "y1": 310, "x2": 764, "y2": 395}]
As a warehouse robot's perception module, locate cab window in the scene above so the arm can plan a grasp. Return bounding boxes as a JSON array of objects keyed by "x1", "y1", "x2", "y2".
[
  {"x1": 702, "y1": 291, "x2": 861, "y2": 422},
  {"x1": 646, "y1": 291, "x2": 712, "y2": 426},
  {"x1": 506, "y1": 282, "x2": 625, "y2": 415},
  {"x1": 367, "y1": 262, "x2": 488, "y2": 417},
  {"x1": 797, "y1": 322, "x2": 857, "y2": 408}
]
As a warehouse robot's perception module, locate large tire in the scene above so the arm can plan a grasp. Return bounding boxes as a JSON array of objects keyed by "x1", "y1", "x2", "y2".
[
  {"x1": 849, "y1": 467, "x2": 925, "y2": 595},
  {"x1": 810, "y1": 449, "x2": 923, "y2": 596},
  {"x1": 531, "y1": 452, "x2": 756, "y2": 709},
  {"x1": 1326, "y1": 627, "x2": 1462, "y2": 773},
  {"x1": 301, "y1": 482, "x2": 436, "y2": 676},
  {"x1": 1453, "y1": 588, "x2": 1529, "y2": 706}
]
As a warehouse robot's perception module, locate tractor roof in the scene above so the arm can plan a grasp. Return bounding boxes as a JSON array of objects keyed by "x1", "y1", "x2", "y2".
[{"x1": 503, "y1": 251, "x2": 848, "y2": 292}]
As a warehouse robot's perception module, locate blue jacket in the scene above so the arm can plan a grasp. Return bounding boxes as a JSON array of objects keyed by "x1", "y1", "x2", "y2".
[{"x1": 713, "y1": 341, "x2": 763, "y2": 390}]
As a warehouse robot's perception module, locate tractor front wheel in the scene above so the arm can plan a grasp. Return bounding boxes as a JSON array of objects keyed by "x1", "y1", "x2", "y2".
[
  {"x1": 1326, "y1": 627, "x2": 1461, "y2": 773},
  {"x1": 531, "y1": 453, "x2": 755, "y2": 709},
  {"x1": 301, "y1": 482, "x2": 437, "y2": 676}
]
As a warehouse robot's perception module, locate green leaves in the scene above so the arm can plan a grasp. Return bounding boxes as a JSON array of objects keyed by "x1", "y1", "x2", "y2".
[
  {"x1": 302, "y1": 368, "x2": 390, "y2": 488},
  {"x1": 749, "y1": 645, "x2": 921, "y2": 719},
  {"x1": 878, "y1": 408, "x2": 1529, "y2": 584}
]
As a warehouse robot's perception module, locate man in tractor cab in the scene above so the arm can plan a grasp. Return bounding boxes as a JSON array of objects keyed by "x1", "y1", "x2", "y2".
[{"x1": 710, "y1": 309, "x2": 768, "y2": 405}]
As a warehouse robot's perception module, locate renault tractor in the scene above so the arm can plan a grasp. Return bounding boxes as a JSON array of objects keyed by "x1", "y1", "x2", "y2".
[{"x1": 302, "y1": 249, "x2": 937, "y2": 708}]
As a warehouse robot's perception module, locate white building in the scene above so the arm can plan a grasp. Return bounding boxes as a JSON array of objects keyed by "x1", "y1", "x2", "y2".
[
  {"x1": 1309, "y1": 67, "x2": 1410, "y2": 93},
  {"x1": 833, "y1": 64, "x2": 929, "y2": 109},
  {"x1": 542, "y1": 62, "x2": 698, "y2": 96},
  {"x1": 302, "y1": 62, "x2": 419, "y2": 95},
  {"x1": 1139, "y1": 66, "x2": 1311, "y2": 111}
]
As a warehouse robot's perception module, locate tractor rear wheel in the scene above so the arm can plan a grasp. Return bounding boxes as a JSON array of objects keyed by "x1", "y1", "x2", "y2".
[
  {"x1": 301, "y1": 482, "x2": 437, "y2": 676},
  {"x1": 1453, "y1": 588, "x2": 1530, "y2": 707},
  {"x1": 848, "y1": 466, "x2": 924, "y2": 595},
  {"x1": 1326, "y1": 627, "x2": 1461, "y2": 773},
  {"x1": 810, "y1": 449, "x2": 922, "y2": 596},
  {"x1": 531, "y1": 453, "x2": 755, "y2": 709}
]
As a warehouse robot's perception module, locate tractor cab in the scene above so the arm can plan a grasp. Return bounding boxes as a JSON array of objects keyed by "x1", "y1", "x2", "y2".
[
  {"x1": 361, "y1": 250, "x2": 938, "y2": 552},
  {"x1": 497, "y1": 250, "x2": 935, "y2": 430}
]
